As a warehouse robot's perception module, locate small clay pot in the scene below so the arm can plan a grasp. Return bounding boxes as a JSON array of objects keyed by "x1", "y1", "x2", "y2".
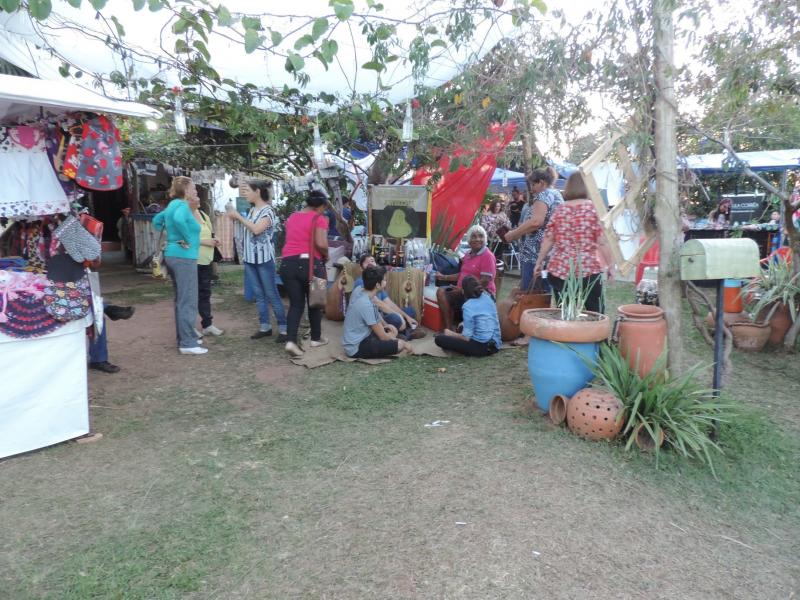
[
  {"x1": 566, "y1": 388, "x2": 625, "y2": 441},
  {"x1": 703, "y1": 311, "x2": 750, "y2": 331},
  {"x1": 760, "y1": 302, "x2": 792, "y2": 346},
  {"x1": 633, "y1": 423, "x2": 665, "y2": 451},
  {"x1": 549, "y1": 394, "x2": 569, "y2": 425},
  {"x1": 730, "y1": 321, "x2": 771, "y2": 352},
  {"x1": 497, "y1": 298, "x2": 521, "y2": 341}
]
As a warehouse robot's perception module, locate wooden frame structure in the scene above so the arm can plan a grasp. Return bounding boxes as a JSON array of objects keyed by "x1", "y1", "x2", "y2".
[{"x1": 578, "y1": 131, "x2": 656, "y2": 276}]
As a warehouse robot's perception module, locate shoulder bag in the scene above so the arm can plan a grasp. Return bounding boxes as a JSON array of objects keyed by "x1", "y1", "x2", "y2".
[
  {"x1": 308, "y1": 214, "x2": 327, "y2": 309},
  {"x1": 507, "y1": 276, "x2": 552, "y2": 325}
]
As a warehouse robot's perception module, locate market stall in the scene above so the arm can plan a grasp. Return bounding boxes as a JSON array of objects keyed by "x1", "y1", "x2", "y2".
[{"x1": 0, "y1": 72, "x2": 159, "y2": 459}]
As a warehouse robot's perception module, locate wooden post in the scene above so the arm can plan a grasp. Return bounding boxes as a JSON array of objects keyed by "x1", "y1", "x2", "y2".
[{"x1": 653, "y1": 0, "x2": 684, "y2": 370}]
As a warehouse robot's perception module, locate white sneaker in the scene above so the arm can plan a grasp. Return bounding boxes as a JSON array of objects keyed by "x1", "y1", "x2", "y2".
[
  {"x1": 285, "y1": 342, "x2": 304, "y2": 357},
  {"x1": 202, "y1": 325, "x2": 224, "y2": 336},
  {"x1": 179, "y1": 346, "x2": 208, "y2": 355},
  {"x1": 309, "y1": 338, "x2": 329, "y2": 348}
]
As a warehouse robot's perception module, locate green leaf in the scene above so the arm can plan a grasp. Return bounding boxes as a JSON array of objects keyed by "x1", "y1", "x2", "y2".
[
  {"x1": 215, "y1": 5, "x2": 232, "y2": 26},
  {"x1": 430, "y1": 39, "x2": 447, "y2": 49},
  {"x1": 529, "y1": 0, "x2": 547, "y2": 15},
  {"x1": 0, "y1": 0, "x2": 21, "y2": 11},
  {"x1": 27, "y1": 0, "x2": 52, "y2": 20},
  {"x1": 312, "y1": 17, "x2": 328, "y2": 40},
  {"x1": 374, "y1": 23, "x2": 393, "y2": 40},
  {"x1": 320, "y1": 39, "x2": 338, "y2": 61},
  {"x1": 244, "y1": 29, "x2": 264, "y2": 53},
  {"x1": 285, "y1": 52, "x2": 305, "y2": 72},
  {"x1": 424, "y1": 26, "x2": 437, "y2": 35},
  {"x1": 199, "y1": 9, "x2": 213, "y2": 31},
  {"x1": 361, "y1": 60, "x2": 385, "y2": 72},
  {"x1": 330, "y1": 0, "x2": 354, "y2": 21},
  {"x1": 193, "y1": 39, "x2": 211, "y2": 61},
  {"x1": 269, "y1": 29, "x2": 282, "y2": 46},
  {"x1": 88, "y1": 0, "x2": 107, "y2": 9},
  {"x1": 110, "y1": 15, "x2": 125, "y2": 36},
  {"x1": 148, "y1": 0, "x2": 162, "y2": 11},
  {"x1": 66, "y1": 0, "x2": 81, "y2": 7},
  {"x1": 241, "y1": 16, "x2": 261, "y2": 31},
  {"x1": 312, "y1": 50, "x2": 329, "y2": 71},
  {"x1": 132, "y1": 0, "x2": 145, "y2": 10},
  {"x1": 173, "y1": 17, "x2": 189, "y2": 34},
  {"x1": 294, "y1": 34, "x2": 314, "y2": 51},
  {"x1": 58, "y1": 63, "x2": 70, "y2": 77},
  {"x1": 174, "y1": 39, "x2": 190, "y2": 53}
]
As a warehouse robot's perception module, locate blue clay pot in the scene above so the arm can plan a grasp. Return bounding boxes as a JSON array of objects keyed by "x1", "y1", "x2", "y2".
[{"x1": 528, "y1": 338, "x2": 599, "y2": 413}]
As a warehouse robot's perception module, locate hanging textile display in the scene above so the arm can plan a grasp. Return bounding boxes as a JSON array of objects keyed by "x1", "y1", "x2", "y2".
[
  {"x1": 412, "y1": 122, "x2": 516, "y2": 250},
  {"x1": 0, "y1": 126, "x2": 70, "y2": 219},
  {"x1": 75, "y1": 115, "x2": 124, "y2": 191}
]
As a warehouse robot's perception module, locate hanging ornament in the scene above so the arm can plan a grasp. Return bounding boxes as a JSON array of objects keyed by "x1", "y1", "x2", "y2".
[
  {"x1": 402, "y1": 100, "x2": 414, "y2": 142},
  {"x1": 502, "y1": 169, "x2": 508, "y2": 188},
  {"x1": 313, "y1": 123, "x2": 325, "y2": 166},
  {"x1": 481, "y1": 96, "x2": 491, "y2": 109},
  {"x1": 173, "y1": 91, "x2": 187, "y2": 136}
]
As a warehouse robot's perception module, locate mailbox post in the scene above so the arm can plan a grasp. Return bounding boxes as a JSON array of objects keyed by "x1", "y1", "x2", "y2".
[{"x1": 680, "y1": 239, "x2": 761, "y2": 411}]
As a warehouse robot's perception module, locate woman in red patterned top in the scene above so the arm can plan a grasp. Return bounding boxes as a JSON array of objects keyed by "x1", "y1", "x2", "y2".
[{"x1": 533, "y1": 172, "x2": 614, "y2": 313}]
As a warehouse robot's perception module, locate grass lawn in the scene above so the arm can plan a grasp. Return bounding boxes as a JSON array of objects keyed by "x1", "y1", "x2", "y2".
[{"x1": 1, "y1": 268, "x2": 798, "y2": 598}]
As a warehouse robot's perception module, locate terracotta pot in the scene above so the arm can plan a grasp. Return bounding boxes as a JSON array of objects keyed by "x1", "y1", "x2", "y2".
[
  {"x1": 497, "y1": 298, "x2": 521, "y2": 341},
  {"x1": 324, "y1": 274, "x2": 346, "y2": 321},
  {"x1": 730, "y1": 321, "x2": 771, "y2": 351},
  {"x1": 616, "y1": 304, "x2": 667, "y2": 377},
  {"x1": 633, "y1": 423, "x2": 665, "y2": 451},
  {"x1": 548, "y1": 394, "x2": 569, "y2": 425},
  {"x1": 519, "y1": 308, "x2": 611, "y2": 343},
  {"x1": 760, "y1": 302, "x2": 792, "y2": 346},
  {"x1": 703, "y1": 311, "x2": 750, "y2": 331},
  {"x1": 566, "y1": 388, "x2": 625, "y2": 440}
]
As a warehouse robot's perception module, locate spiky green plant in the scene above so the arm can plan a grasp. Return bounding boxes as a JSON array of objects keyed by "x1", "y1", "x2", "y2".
[{"x1": 558, "y1": 259, "x2": 597, "y2": 320}]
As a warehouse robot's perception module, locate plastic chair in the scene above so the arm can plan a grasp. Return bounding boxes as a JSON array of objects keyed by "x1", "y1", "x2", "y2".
[
  {"x1": 503, "y1": 242, "x2": 521, "y2": 271},
  {"x1": 635, "y1": 240, "x2": 660, "y2": 285},
  {"x1": 760, "y1": 246, "x2": 792, "y2": 266}
]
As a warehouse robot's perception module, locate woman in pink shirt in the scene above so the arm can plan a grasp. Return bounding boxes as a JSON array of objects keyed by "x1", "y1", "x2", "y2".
[
  {"x1": 279, "y1": 190, "x2": 329, "y2": 357},
  {"x1": 435, "y1": 224, "x2": 497, "y2": 331}
]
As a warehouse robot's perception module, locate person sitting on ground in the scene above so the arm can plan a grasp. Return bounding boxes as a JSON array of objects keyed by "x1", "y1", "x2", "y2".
[
  {"x1": 342, "y1": 265, "x2": 413, "y2": 359},
  {"x1": 352, "y1": 253, "x2": 424, "y2": 339},
  {"x1": 435, "y1": 224, "x2": 497, "y2": 332},
  {"x1": 435, "y1": 276, "x2": 501, "y2": 357}
]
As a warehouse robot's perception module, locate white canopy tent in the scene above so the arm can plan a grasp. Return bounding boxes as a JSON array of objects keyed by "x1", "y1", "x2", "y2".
[
  {"x1": 0, "y1": 73, "x2": 161, "y2": 121},
  {"x1": 0, "y1": 3, "x2": 517, "y2": 111}
]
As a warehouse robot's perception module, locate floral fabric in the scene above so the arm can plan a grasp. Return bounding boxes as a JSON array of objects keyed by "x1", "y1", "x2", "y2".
[
  {"x1": 519, "y1": 188, "x2": 563, "y2": 264},
  {"x1": 544, "y1": 200, "x2": 604, "y2": 279}
]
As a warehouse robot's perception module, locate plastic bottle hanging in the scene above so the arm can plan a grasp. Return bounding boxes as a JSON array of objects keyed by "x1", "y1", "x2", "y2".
[
  {"x1": 313, "y1": 123, "x2": 325, "y2": 166},
  {"x1": 402, "y1": 101, "x2": 413, "y2": 142},
  {"x1": 174, "y1": 94, "x2": 187, "y2": 136}
]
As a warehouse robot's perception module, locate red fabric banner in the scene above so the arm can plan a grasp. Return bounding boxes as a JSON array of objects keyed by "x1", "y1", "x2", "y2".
[{"x1": 413, "y1": 122, "x2": 516, "y2": 249}]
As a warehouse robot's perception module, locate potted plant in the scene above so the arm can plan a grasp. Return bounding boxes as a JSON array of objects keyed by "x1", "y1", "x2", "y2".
[
  {"x1": 743, "y1": 258, "x2": 800, "y2": 347},
  {"x1": 588, "y1": 344, "x2": 736, "y2": 473},
  {"x1": 519, "y1": 262, "x2": 610, "y2": 413}
]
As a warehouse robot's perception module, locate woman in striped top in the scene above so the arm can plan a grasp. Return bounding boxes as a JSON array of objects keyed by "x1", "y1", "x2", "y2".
[{"x1": 227, "y1": 180, "x2": 287, "y2": 340}]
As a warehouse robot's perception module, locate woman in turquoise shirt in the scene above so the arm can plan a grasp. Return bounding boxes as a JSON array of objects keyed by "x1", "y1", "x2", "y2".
[{"x1": 153, "y1": 176, "x2": 205, "y2": 355}]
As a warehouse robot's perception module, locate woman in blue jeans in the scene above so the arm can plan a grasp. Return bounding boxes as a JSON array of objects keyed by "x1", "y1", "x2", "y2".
[
  {"x1": 152, "y1": 176, "x2": 206, "y2": 355},
  {"x1": 227, "y1": 180, "x2": 287, "y2": 340}
]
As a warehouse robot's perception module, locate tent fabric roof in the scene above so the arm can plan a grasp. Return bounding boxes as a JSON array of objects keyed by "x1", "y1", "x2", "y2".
[
  {"x1": 0, "y1": 73, "x2": 161, "y2": 120},
  {"x1": 681, "y1": 149, "x2": 800, "y2": 173}
]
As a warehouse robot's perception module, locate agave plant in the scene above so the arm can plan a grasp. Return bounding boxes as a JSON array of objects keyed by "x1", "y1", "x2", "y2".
[
  {"x1": 744, "y1": 258, "x2": 800, "y2": 324},
  {"x1": 586, "y1": 344, "x2": 736, "y2": 474},
  {"x1": 558, "y1": 259, "x2": 598, "y2": 320}
]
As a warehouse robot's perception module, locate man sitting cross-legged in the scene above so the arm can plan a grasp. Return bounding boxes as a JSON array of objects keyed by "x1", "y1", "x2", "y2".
[{"x1": 342, "y1": 265, "x2": 413, "y2": 359}]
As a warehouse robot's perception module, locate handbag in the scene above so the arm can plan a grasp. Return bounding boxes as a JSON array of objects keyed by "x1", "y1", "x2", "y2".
[
  {"x1": 508, "y1": 277, "x2": 552, "y2": 325},
  {"x1": 151, "y1": 230, "x2": 168, "y2": 279},
  {"x1": 307, "y1": 214, "x2": 327, "y2": 309},
  {"x1": 42, "y1": 277, "x2": 91, "y2": 322}
]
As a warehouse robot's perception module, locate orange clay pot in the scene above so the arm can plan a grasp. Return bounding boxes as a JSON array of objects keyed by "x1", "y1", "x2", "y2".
[
  {"x1": 566, "y1": 388, "x2": 625, "y2": 441},
  {"x1": 496, "y1": 298, "x2": 521, "y2": 341},
  {"x1": 730, "y1": 321, "x2": 771, "y2": 352},
  {"x1": 548, "y1": 394, "x2": 569, "y2": 425},
  {"x1": 760, "y1": 302, "x2": 792, "y2": 347},
  {"x1": 519, "y1": 308, "x2": 611, "y2": 343},
  {"x1": 633, "y1": 423, "x2": 665, "y2": 451},
  {"x1": 615, "y1": 304, "x2": 667, "y2": 377},
  {"x1": 703, "y1": 311, "x2": 750, "y2": 331}
]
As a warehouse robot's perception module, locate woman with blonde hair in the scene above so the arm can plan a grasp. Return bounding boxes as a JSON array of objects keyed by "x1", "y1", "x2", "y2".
[
  {"x1": 534, "y1": 172, "x2": 614, "y2": 313},
  {"x1": 153, "y1": 176, "x2": 206, "y2": 355}
]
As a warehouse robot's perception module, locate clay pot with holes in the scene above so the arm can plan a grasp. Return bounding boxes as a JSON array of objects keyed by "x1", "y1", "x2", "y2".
[{"x1": 566, "y1": 388, "x2": 625, "y2": 441}]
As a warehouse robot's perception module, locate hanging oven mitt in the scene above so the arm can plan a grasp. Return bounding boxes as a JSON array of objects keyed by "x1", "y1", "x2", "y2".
[{"x1": 54, "y1": 215, "x2": 101, "y2": 264}]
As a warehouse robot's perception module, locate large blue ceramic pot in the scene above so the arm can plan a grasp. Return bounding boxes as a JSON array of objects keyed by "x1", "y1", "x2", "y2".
[{"x1": 520, "y1": 308, "x2": 611, "y2": 413}]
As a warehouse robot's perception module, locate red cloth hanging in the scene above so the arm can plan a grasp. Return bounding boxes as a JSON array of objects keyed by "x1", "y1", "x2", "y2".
[{"x1": 413, "y1": 122, "x2": 516, "y2": 250}]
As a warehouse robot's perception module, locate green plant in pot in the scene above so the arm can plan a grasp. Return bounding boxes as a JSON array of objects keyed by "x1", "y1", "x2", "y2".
[
  {"x1": 588, "y1": 344, "x2": 737, "y2": 474},
  {"x1": 519, "y1": 261, "x2": 610, "y2": 413},
  {"x1": 743, "y1": 258, "x2": 800, "y2": 346}
]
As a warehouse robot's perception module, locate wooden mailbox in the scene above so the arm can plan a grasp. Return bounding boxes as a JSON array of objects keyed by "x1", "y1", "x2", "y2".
[{"x1": 680, "y1": 238, "x2": 760, "y2": 281}]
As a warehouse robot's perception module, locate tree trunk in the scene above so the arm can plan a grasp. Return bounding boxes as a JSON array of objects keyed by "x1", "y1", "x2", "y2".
[{"x1": 653, "y1": 0, "x2": 684, "y2": 371}]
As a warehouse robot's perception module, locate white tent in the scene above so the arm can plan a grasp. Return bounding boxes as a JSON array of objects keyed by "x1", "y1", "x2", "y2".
[
  {"x1": 0, "y1": 73, "x2": 161, "y2": 121},
  {"x1": 0, "y1": 3, "x2": 517, "y2": 110}
]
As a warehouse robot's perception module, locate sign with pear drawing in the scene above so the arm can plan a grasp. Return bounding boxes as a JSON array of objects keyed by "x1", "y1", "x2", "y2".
[{"x1": 368, "y1": 185, "x2": 430, "y2": 241}]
